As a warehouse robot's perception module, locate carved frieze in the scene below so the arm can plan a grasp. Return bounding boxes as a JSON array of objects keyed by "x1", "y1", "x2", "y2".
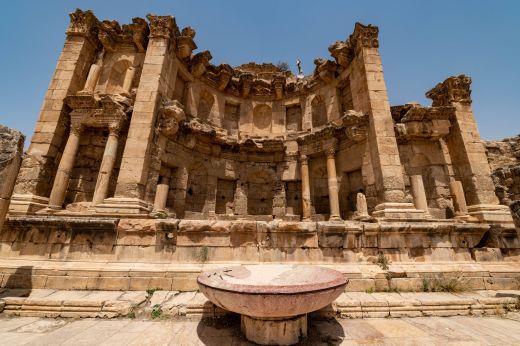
[
  {"x1": 65, "y1": 94, "x2": 130, "y2": 133},
  {"x1": 394, "y1": 105, "x2": 453, "y2": 141}
]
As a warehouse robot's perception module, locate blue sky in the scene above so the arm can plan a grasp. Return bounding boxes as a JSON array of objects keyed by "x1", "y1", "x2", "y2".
[{"x1": 0, "y1": 0, "x2": 519, "y2": 141}]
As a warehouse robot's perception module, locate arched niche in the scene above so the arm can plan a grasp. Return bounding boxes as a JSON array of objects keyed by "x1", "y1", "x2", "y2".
[
  {"x1": 252, "y1": 104, "x2": 272, "y2": 135},
  {"x1": 106, "y1": 59, "x2": 132, "y2": 94},
  {"x1": 311, "y1": 95, "x2": 327, "y2": 128}
]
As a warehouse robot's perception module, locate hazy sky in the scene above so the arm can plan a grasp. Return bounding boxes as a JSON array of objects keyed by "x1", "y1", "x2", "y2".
[{"x1": 0, "y1": 0, "x2": 519, "y2": 141}]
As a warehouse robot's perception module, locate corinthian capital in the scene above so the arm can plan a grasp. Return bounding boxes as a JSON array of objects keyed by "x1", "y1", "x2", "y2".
[
  {"x1": 350, "y1": 22, "x2": 379, "y2": 51},
  {"x1": 146, "y1": 14, "x2": 177, "y2": 39},
  {"x1": 426, "y1": 75, "x2": 472, "y2": 107},
  {"x1": 66, "y1": 9, "x2": 99, "y2": 43}
]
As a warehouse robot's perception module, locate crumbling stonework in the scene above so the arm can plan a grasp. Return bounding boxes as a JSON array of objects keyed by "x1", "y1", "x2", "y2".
[
  {"x1": 0, "y1": 125, "x2": 24, "y2": 230},
  {"x1": 485, "y1": 135, "x2": 520, "y2": 224},
  {"x1": 0, "y1": 9, "x2": 518, "y2": 292}
]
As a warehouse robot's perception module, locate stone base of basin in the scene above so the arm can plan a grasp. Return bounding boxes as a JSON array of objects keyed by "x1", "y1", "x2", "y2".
[{"x1": 241, "y1": 314, "x2": 307, "y2": 345}]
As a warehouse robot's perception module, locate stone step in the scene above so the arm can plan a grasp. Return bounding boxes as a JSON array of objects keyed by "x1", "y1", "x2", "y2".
[{"x1": 2, "y1": 288, "x2": 517, "y2": 319}]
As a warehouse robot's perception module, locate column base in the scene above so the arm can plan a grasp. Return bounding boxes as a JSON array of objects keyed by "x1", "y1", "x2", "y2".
[
  {"x1": 372, "y1": 202, "x2": 429, "y2": 221},
  {"x1": 95, "y1": 197, "x2": 152, "y2": 215},
  {"x1": 468, "y1": 204, "x2": 514, "y2": 226},
  {"x1": 328, "y1": 215, "x2": 343, "y2": 222},
  {"x1": 8, "y1": 194, "x2": 49, "y2": 215},
  {"x1": 241, "y1": 314, "x2": 307, "y2": 345}
]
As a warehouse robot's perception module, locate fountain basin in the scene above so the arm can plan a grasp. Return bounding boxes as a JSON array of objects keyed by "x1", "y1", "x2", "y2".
[{"x1": 197, "y1": 264, "x2": 347, "y2": 345}]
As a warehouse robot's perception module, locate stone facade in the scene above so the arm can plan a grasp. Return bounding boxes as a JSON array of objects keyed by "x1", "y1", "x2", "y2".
[{"x1": 0, "y1": 10, "x2": 518, "y2": 291}]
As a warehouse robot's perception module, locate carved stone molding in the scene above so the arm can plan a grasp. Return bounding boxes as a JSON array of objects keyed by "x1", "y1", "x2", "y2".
[
  {"x1": 97, "y1": 18, "x2": 149, "y2": 53},
  {"x1": 239, "y1": 73, "x2": 253, "y2": 98},
  {"x1": 342, "y1": 110, "x2": 369, "y2": 142},
  {"x1": 146, "y1": 14, "x2": 177, "y2": 39},
  {"x1": 328, "y1": 41, "x2": 354, "y2": 68},
  {"x1": 158, "y1": 99, "x2": 186, "y2": 137},
  {"x1": 217, "y1": 64, "x2": 234, "y2": 91},
  {"x1": 65, "y1": 94, "x2": 130, "y2": 134},
  {"x1": 394, "y1": 105, "x2": 453, "y2": 142},
  {"x1": 426, "y1": 75, "x2": 472, "y2": 107},
  {"x1": 177, "y1": 27, "x2": 197, "y2": 60},
  {"x1": 190, "y1": 51, "x2": 212, "y2": 77},
  {"x1": 272, "y1": 74, "x2": 285, "y2": 99},
  {"x1": 313, "y1": 59, "x2": 338, "y2": 83}
]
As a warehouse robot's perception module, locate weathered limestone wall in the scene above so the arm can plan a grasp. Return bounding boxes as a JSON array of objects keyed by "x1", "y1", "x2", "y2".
[
  {"x1": 0, "y1": 125, "x2": 24, "y2": 230},
  {"x1": 485, "y1": 135, "x2": 520, "y2": 224}
]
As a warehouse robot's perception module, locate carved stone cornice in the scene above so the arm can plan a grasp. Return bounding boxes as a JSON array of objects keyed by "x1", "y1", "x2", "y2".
[
  {"x1": 328, "y1": 41, "x2": 354, "y2": 68},
  {"x1": 342, "y1": 110, "x2": 369, "y2": 142},
  {"x1": 313, "y1": 59, "x2": 338, "y2": 83},
  {"x1": 239, "y1": 73, "x2": 253, "y2": 98},
  {"x1": 426, "y1": 75, "x2": 472, "y2": 107},
  {"x1": 65, "y1": 94, "x2": 130, "y2": 133},
  {"x1": 158, "y1": 99, "x2": 186, "y2": 137},
  {"x1": 190, "y1": 50, "x2": 212, "y2": 77},
  {"x1": 217, "y1": 64, "x2": 234, "y2": 91},
  {"x1": 146, "y1": 14, "x2": 177, "y2": 39},
  {"x1": 66, "y1": 9, "x2": 100, "y2": 46},
  {"x1": 272, "y1": 74, "x2": 285, "y2": 99},
  {"x1": 394, "y1": 105, "x2": 453, "y2": 142},
  {"x1": 177, "y1": 27, "x2": 197, "y2": 60},
  {"x1": 97, "y1": 18, "x2": 149, "y2": 53}
]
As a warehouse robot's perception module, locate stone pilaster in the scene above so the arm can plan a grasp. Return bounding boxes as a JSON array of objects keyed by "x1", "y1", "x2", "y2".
[
  {"x1": 105, "y1": 15, "x2": 177, "y2": 214},
  {"x1": 427, "y1": 75, "x2": 513, "y2": 225},
  {"x1": 346, "y1": 23, "x2": 418, "y2": 219},
  {"x1": 10, "y1": 9, "x2": 100, "y2": 214}
]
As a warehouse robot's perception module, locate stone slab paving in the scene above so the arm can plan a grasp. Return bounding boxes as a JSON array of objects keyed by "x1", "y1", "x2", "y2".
[{"x1": 1, "y1": 315, "x2": 520, "y2": 345}]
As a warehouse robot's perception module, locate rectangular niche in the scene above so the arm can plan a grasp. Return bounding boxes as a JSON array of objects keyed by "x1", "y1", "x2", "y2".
[
  {"x1": 223, "y1": 102, "x2": 240, "y2": 134},
  {"x1": 285, "y1": 104, "x2": 302, "y2": 133},
  {"x1": 165, "y1": 167, "x2": 179, "y2": 210},
  {"x1": 339, "y1": 77, "x2": 354, "y2": 113},
  {"x1": 339, "y1": 169, "x2": 363, "y2": 217},
  {"x1": 285, "y1": 181, "x2": 302, "y2": 216},
  {"x1": 215, "y1": 179, "x2": 236, "y2": 215}
]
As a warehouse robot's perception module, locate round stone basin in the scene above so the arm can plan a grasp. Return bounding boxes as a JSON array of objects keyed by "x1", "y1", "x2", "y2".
[{"x1": 197, "y1": 264, "x2": 347, "y2": 318}]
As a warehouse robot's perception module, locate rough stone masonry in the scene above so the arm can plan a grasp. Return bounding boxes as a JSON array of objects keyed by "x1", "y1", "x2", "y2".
[{"x1": 0, "y1": 9, "x2": 518, "y2": 293}]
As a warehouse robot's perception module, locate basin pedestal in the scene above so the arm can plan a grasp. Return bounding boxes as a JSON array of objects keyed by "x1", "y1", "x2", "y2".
[{"x1": 241, "y1": 314, "x2": 307, "y2": 345}]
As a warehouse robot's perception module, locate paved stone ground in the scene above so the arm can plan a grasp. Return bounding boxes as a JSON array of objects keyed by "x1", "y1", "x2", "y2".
[{"x1": 1, "y1": 315, "x2": 520, "y2": 345}]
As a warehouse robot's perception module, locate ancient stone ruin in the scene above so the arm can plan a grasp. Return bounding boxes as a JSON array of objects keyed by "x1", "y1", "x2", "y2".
[{"x1": 1, "y1": 9, "x2": 518, "y2": 293}]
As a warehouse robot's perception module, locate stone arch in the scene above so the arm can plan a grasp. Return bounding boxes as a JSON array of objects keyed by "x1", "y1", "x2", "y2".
[
  {"x1": 197, "y1": 89, "x2": 214, "y2": 122},
  {"x1": 252, "y1": 104, "x2": 272, "y2": 135},
  {"x1": 106, "y1": 59, "x2": 132, "y2": 94},
  {"x1": 185, "y1": 161, "x2": 208, "y2": 213},
  {"x1": 311, "y1": 95, "x2": 327, "y2": 128}
]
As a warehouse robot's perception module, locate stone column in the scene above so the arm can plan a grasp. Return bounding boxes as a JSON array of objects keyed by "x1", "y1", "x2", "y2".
[
  {"x1": 153, "y1": 176, "x2": 170, "y2": 211},
  {"x1": 9, "y1": 9, "x2": 99, "y2": 215},
  {"x1": 325, "y1": 148, "x2": 341, "y2": 221},
  {"x1": 48, "y1": 123, "x2": 84, "y2": 209},
  {"x1": 449, "y1": 180, "x2": 469, "y2": 216},
  {"x1": 122, "y1": 66, "x2": 136, "y2": 93},
  {"x1": 300, "y1": 155, "x2": 312, "y2": 221},
  {"x1": 91, "y1": 123, "x2": 122, "y2": 206},
  {"x1": 410, "y1": 175, "x2": 429, "y2": 215},
  {"x1": 82, "y1": 63, "x2": 101, "y2": 93}
]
